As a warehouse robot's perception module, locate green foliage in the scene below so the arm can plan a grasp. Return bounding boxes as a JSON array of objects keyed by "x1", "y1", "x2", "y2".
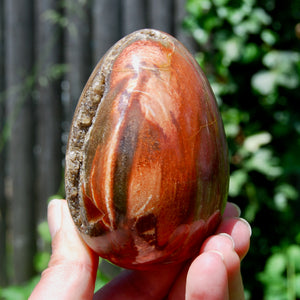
[
  {"x1": 0, "y1": 222, "x2": 50, "y2": 300},
  {"x1": 94, "y1": 267, "x2": 111, "y2": 291},
  {"x1": 184, "y1": 0, "x2": 300, "y2": 298},
  {"x1": 258, "y1": 244, "x2": 300, "y2": 300},
  {"x1": 0, "y1": 277, "x2": 40, "y2": 300},
  {"x1": 34, "y1": 222, "x2": 52, "y2": 273}
]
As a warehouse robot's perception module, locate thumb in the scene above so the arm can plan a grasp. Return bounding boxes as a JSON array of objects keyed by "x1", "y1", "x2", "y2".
[{"x1": 30, "y1": 199, "x2": 99, "y2": 300}]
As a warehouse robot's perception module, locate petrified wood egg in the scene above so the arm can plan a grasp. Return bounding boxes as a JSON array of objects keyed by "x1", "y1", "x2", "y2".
[{"x1": 65, "y1": 29, "x2": 229, "y2": 270}]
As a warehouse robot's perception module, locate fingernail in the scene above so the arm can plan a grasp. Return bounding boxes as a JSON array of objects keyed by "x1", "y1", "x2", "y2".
[
  {"x1": 48, "y1": 199, "x2": 63, "y2": 239},
  {"x1": 218, "y1": 233, "x2": 235, "y2": 249},
  {"x1": 239, "y1": 218, "x2": 252, "y2": 237},
  {"x1": 231, "y1": 203, "x2": 241, "y2": 217},
  {"x1": 208, "y1": 250, "x2": 224, "y2": 261}
]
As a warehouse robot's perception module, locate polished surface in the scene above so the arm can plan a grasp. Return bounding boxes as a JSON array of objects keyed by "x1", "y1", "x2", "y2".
[{"x1": 65, "y1": 29, "x2": 229, "y2": 270}]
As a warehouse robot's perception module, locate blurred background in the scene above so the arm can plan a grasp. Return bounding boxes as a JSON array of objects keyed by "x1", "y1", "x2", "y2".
[{"x1": 0, "y1": 0, "x2": 300, "y2": 299}]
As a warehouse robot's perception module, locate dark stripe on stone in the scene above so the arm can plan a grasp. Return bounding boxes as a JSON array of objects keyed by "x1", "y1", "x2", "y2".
[{"x1": 112, "y1": 99, "x2": 144, "y2": 224}]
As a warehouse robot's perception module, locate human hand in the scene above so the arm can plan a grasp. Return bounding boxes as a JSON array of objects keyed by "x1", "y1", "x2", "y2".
[{"x1": 29, "y1": 199, "x2": 251, "y2": 300}]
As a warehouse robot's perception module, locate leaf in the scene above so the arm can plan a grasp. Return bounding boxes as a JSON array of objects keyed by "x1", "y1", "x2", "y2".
[
  {"x1": 277, "y1": 73, "x2": 299, "y2": 90},
  {"x1": 212, "y1": 0, "x2": 229, "y2": 7},
  {"x1": 186, "y1": 0, "x2": 211, "y2": 15},
  {"x1": 244, "y1": 149, "x2": 282, "y2": 178},
  {"x1": 274, "y1": 192, "x2": 288, "y2": 211},
  {"x1": 261, "y1": 29, "x2": 278, "y2": 46},
  {"x1": 243, "y1": 132, "x2": 272, "y2": 153},
  {"x1": 257, "y1": 51, "x2": 300, "y2": 91},
  {"x1": 224, "y1": 123, "x2": 240, "y2": 138},
  {"x1": 275, "y1": 184, "x2": 298, "y2": 201},
  {"x1": 242, "y1": 43, "x2": 260, "y2": 63},
  {"x1": 263, "y1": 51, "x2": 300, "y2": 70},
  {"x1": 295, "y1": 274, "x2": 300, "y2": 297},
  {"x1": 251, "y1": 8, "x2": 272, "y2": 25},
  {"x1": 34, "y1": 251, "x2": 51, "y2": 273},
  {"x1": 229, "y1": 169, "x2": 248, "y2": 197},
  {"x1": 94, "y1": 269, "x2": 111, "y2": 292},
  {"x1": 251, "y1": 71, "x2": 277, "y2": 95},
  {"x1": 287, "y1": 245, "x2": 300, "y2": 270},
  {"x1": 0, "y1": 277, "x2": 40, "y2": 300},
  {"x1": 0, "y1": 286, "x2": 28, "y2": 300},
  {"x1": 37, "y1": 221, "x2": 51, "y2": 244},
  {"x1": 220, "y1": 37, "x2": 243, "y2": 65},
  {"x1": 192, "y1": 28, "x2": 209, "y2": 44},
  {"x1": 265, "y1": 252, "x2": 287, "y2": 277}
]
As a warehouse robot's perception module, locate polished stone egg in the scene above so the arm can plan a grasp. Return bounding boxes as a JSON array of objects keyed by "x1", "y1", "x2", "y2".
[{"x1": 65, "y1": 29, "x2": 229, "y2": 270}]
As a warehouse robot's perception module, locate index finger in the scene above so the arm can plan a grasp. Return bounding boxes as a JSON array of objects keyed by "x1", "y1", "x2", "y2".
[{"x1": 216, "y1": 217, "x2": 251, "y2": 260}]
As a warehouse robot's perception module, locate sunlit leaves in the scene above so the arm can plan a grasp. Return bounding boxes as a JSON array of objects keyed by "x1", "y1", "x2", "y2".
[
  {"x1": 252, "y1": 51, "x2": 300, "y2": 95},
  {"x1": 241, "y1": 43, "x2": 260, "y2": 63},
  {"x1": 218, "y1": 37, "x2": 243, "y2": 66},
  {"x1": 229, "y1": 169, "x2": 248, "y2": 197},
  {"x1": 222, "y1": 107, "x2": 249, "y2": 138},
  {"x1": 261, "y1": 29, "x2": 278, "y2": 46},
  {"x1": 252, "y1": 71, "x2": 277, "y2": 95},
  {"x1": 184, "y1": 1, "x2": 300, "y2": 297},
  {"x1": 243, "y1": 132, "x2": 272, "y2": 153},
  {"x1": 274, "y1": 183, "x2": 298, "y2": 211},
  {"x1": 259, "y1": 245, "x2": 300, "y2": 300},
  {"x1": 229, "y1": 132, "x2": 281, "y2": 197}
]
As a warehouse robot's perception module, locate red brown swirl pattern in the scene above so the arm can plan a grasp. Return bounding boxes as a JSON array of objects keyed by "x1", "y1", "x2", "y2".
[{"x1": 65, "y1": 29, "x2": 229, "y2": 270}]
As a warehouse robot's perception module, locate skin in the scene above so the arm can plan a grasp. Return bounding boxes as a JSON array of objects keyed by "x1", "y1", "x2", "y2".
[{"x1": 29, "y1": 199, "x2": 251, "y2": 300}]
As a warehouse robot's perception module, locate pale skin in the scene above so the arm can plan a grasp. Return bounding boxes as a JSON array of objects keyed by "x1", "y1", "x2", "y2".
[{"x1": 29, "y1": 199, "x2": 251, "y2": 300}]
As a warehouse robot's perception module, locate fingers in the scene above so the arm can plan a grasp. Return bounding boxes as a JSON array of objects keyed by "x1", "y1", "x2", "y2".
[
  {"x1": 217, "y1": 202, "x2": 252, "y2": 260},
  {"x1": 200, "y1": 234, "x2": 244, "y2": 300},
  {"x1": 222, "y1": 202, "x2": 241, "y2": 219},
  {"x1": 216, "y1": 217, "x2": 251, "y2": 260},
  {"x1": 29, "y1": 199, "x2": 99, "y2": 300},
  {"x1": 169, "y1": 202, "x2": 251, "y2": 300},
  {"x1": 185, "y1": 251, "x2": 229, "y2": 300},
  {"x1": 184, "y1": 233, "x2": 247, "y2": 300},
  {"x1": 94, "y1": 202, "x2": 250, "y2": 300}
]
